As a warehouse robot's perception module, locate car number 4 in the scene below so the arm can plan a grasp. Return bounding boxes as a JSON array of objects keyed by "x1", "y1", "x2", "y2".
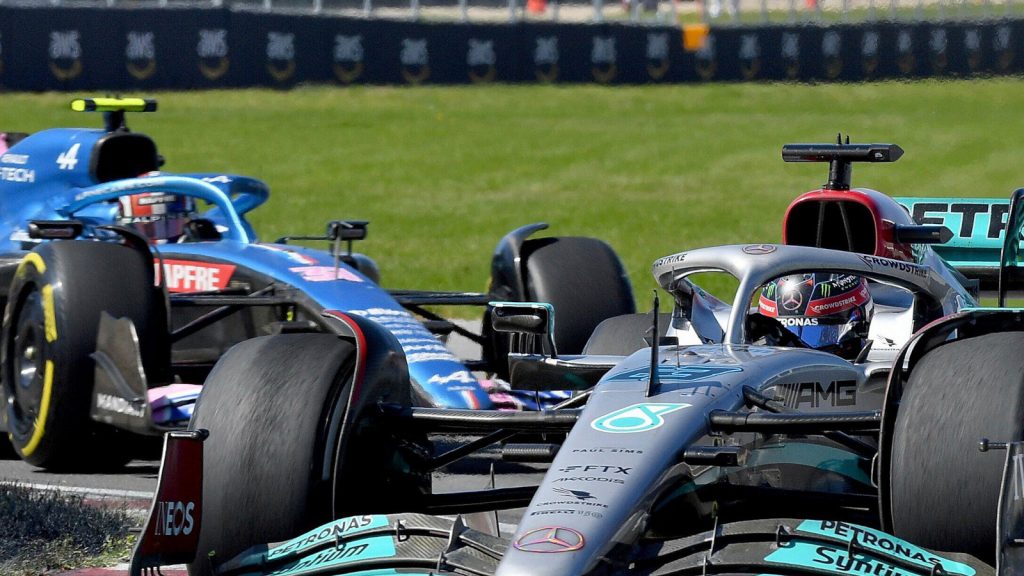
[{"x1": 57, "y1": 143, "x2": 80, "y2": 171}]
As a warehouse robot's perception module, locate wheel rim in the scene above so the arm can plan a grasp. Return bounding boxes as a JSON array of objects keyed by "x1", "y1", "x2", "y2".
[{"x1": 6, "y1": 289, "x2": 46, "y2": 439}]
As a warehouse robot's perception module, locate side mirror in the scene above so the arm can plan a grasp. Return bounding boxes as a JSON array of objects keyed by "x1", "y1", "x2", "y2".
[
  {"x1": 490, "y1": 301, "x2": 557, "y2": 358},
  {"x1": 28, "y1": 219, "x2": 84, "y2": 240},
  {"x1": 893, "y1": 224, "x2": 953, "y2": 245},
  {"x1": 327, "y1": 220, "x2": 369, "y2": 241}
]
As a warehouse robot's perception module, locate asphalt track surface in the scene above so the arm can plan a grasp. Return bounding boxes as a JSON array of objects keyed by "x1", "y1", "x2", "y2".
[{"x1": 0, "y1": 321, "x2": 541, "y2": 526}]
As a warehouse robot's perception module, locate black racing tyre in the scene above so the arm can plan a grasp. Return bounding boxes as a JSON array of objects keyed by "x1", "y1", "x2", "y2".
[
  {"x1": 522, "y1": 237, "x2": 635, "y2": 355},
  {"x1": 188, "y1": 333, "x2": 427, "y2": 576},
  {"x1": 189, "y1": 334, "x2": 355, "y2": 575},
  {"x1": 1, "y1": 241, "x2": 165, "y2": 470},
  {"x1": 888, "y1": 331, "x2": 1024, "y2": 562}
]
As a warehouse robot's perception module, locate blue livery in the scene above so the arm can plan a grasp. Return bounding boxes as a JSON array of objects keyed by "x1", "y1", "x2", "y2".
[{"x1": 0, "y1": 100, "x2": 493, "y2": 412}]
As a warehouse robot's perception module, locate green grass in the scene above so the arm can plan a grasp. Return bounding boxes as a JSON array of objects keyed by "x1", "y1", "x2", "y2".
[
  {"x1": 0, "y1": 484, "x2": 135, "y2": 575},
  {"x1": 3, "y1": 80, "x2": 1024, "y2": 307}
]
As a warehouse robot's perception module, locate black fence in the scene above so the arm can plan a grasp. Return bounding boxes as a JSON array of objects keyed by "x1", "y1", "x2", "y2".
[{"x1": 0, "y1": 6, "x2": 1020, "y2": 89}]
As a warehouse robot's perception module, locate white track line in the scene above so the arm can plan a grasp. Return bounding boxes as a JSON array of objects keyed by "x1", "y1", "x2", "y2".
[
  {"x1": 103, "y1": 562, "x2": 187, "y2": 571},
  {"x1": 2, "y1": 481, "x2": 154, "y2": 501}
]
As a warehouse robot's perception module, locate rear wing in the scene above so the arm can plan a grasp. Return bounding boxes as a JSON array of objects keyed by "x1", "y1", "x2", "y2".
[{"x1": 898, "y1": 191, "x2": 1024, "y2": 302}]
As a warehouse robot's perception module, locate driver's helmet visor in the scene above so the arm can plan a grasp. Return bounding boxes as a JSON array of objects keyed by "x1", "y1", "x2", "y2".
[
  {"x1": 759, "y1": 273, "x2": 872, "y2": 352},
  {"x1": 117, "y1": 192, "x2": 193, "y2": 243},
  {"x1": 778, "y1": 311, "x2": 865, "y2": 350}
]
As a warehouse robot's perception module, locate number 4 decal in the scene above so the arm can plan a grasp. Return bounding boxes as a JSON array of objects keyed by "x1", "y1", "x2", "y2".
[{"x1": 57, "y1": 143, "x2": 80, "y2": 171}]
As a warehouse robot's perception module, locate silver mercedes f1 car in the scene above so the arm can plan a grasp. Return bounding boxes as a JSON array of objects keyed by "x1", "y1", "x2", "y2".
[{"x1": 129, "y1": 140, "x2": 1024, "y2": 576}]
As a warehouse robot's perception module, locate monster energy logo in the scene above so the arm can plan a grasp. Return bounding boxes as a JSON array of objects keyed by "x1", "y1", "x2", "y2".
[
  {"x1": 820, "y1": 283, "x2": 831, "y2": 297},
  {"x1": 764, "y1": 283, "x2": 776, "y2": 297}
]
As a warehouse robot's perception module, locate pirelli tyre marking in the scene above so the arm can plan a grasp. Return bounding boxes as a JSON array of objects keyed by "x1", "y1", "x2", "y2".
[{"x1": 42, "y1": 284, "x2": 56, "y2": 343}]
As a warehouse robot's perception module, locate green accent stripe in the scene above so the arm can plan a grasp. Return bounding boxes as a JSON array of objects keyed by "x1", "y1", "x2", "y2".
[
  {"x1": 257, "y1": 535, "x2": 396, "y2": 576},
  {"x1": 267, "y1": 515, "x2": 388, "y2": 560}
]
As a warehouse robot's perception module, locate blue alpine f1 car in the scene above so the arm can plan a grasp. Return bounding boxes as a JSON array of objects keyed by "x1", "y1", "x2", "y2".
[{"x1": 0, "y1": 98, "x2": 636, "y2": 470}]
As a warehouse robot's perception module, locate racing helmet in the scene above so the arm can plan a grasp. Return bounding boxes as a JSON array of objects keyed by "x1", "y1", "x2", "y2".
[
  {"x1": 116, "y1": 192, "x2": 195, "y2": 244},
  {"x1": 758, "y1": 273, "x2": 873, "y2": 358}
]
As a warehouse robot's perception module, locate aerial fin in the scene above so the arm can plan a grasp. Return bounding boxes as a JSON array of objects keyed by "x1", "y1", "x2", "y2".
[{"x1": 646, "y1": 291, "x2": 661, "y2": 398}]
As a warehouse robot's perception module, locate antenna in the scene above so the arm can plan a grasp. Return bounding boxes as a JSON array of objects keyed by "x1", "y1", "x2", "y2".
[
  {"x1": 647, "y1": 290, "x2": 660, "y2": 398},
  {"x1": 103, "y1": 110, "x2": 128, "y2": 132}
]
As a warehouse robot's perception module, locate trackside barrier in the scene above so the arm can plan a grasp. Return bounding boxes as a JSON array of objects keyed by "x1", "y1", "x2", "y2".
[{"x1": 0, "y1": 6, "x2": 1021, "y2": 89}]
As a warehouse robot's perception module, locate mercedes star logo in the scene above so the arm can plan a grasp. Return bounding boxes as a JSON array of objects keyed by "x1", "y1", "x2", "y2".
[
  {"x1": 742, "y1": 244, "x2": 777, "y2": 255},
  {"x1": 513, "y1": 526, "x2": 585, "y2": 553},
  {"x1": 782, "y1": 290, "x2": 803, "y2": 311}
]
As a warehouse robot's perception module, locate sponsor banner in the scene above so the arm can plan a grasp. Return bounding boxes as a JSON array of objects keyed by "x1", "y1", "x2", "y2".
[
  {"x1": 2, "y1": 7, "x2": 230, "y2": 89},
  {"x1": 325, "y1": 18, "x2": 380, "y2": 85},
  {"x1": 233, "y1": 11, "x2": 329, "y2": 87},
  {"x1": 119, "y1": 9, "x2": 226, "y2": 89},
  {"x1": 0, "y1": 7, "x2": 8, "y2": 87},
  {"x1": 1, "y1": 8, "x2": 1023, "y2": 89},
  {"x1": 155, "y1": 259, "x2": 236, "y2": 293},
  {"x1": 4, "y1": 8, "x2": 111, "y2": 90},
  {"x1": 173, "y1": 9, "x2": 234, "y2": 89}
]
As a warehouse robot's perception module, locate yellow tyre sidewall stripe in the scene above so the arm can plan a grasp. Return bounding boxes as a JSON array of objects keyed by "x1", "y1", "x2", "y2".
[
  {"x1": 13, "y1": 252, "x2": 58, "y2": 458},
  {"x1": 16, "y1": 252, "x2": 46, "y2": 278},
  {"x1": 42, "y1": 285, "x2": 57, "y2": 343},
  {"x1": 20, "y1": 360, "x2": 54, "y2": 457}
]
